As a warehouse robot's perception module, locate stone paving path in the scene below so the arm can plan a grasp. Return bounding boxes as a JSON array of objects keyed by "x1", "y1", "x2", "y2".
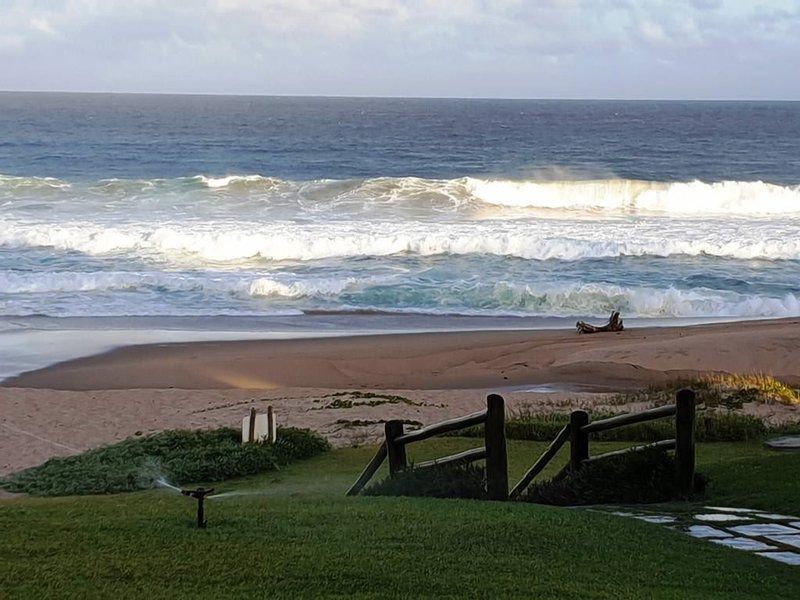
[{"x1": 600, "y1": 505, "x2": 800, "y2": 566}]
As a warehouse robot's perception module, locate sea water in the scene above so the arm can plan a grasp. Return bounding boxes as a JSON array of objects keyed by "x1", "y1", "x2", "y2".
[{"x1": 1, "y1": 93, "x2": 799, "y2": 321}]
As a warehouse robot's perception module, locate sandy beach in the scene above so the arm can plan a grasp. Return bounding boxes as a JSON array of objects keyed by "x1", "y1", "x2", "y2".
[{"x1": 2, "y1": 317, "x2": 799, "y2": 476}]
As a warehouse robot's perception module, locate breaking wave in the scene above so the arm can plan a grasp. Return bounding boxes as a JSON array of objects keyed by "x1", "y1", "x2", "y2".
[
  {"x1": 488, "y1": 282, "x2": 800, "y2": 318},
  {"x1": 2, "y1": 171, "x2": 799, "y2": 320},
  {"x1": 0, "y1": 270, "x2": 376, "y2": 299},
  {"x1": 2, "y1": 219, "x2": 800, "y2": 262},
  {"x1": 465, "y1": 178, "x2": 800, "y2": 215},
  {"x1": 3, "y1": 172, "x2": 800, "y2": 216},
  {"x1": 2, "y1": 270, "x2": 799, "y2": 319}
]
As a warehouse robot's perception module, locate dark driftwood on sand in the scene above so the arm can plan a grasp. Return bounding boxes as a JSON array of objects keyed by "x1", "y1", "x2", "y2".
[{"x1": 576, "y1": 311, "x2": 624, "y2": 334}]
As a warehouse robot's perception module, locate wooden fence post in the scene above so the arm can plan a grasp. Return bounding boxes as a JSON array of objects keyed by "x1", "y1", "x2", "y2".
[
  {"x1": 675, "y1": 389, "x2": 696, "y2": 497},
  {"x1": 485, "y1": 394, "x2": 508, "y2": 501},
  {"x1": 569, "y1": 410, "x2": 589, "y2": 470},
  {"x1": 385, "y1": 420, "x2": 407, "y2": 476},
  {"x1": 247, "y1": 407, "x2": 257, "y2": 444}
]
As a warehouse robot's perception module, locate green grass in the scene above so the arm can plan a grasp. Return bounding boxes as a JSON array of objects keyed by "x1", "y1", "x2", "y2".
[{"x1": 2, "y1": 439, "x2": 799, "y2": 598}]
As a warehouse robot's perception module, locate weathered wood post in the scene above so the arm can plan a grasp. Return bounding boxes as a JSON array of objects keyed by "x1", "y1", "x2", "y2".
[
  {"x1": 266, "y1": 405, "x2": 277, "y2": 443},
  {"x1": 485, "y1": 394, "x2": 508, "y2": 501},
  {"x1": 385, "y1": 420, "x2": 407, "y2": 476},
  {"x1": 675, "y1": 389, "x2": 696, "y2": 497},
  {"x1": 247, "y1": 407, "x2": 257, "y2": 444},
  {"x1": 569, "y1": 410, "x2": 589, "y2": 470}
]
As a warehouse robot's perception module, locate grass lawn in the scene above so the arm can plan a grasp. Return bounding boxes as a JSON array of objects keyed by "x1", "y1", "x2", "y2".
[{"x1": 2, "y1": 439, "x2": 799, "y2": 598}]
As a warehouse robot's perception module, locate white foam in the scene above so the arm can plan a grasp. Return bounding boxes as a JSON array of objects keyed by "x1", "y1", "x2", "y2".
[
  {"x1": 0, "y1": 270, "x2": 376, "y2": 300},
  {"x1": 194, "y1": 174, "x2": 282, "y2": 189},
  {"x1": 3, "y1": 218, "x2": 800, "y2": 262},
  {"x1": 0, "y1": 173, "x2": 71, "y2": 190},
  {"x1": 466, "y1": 178, "x2": 800, "y2": 216},
  {"x1": 490, "y1": 282, "x2": 800, "y2": 318},
  {"x1": 248, "y1": 276, "x2": 364, "y2": 298}
]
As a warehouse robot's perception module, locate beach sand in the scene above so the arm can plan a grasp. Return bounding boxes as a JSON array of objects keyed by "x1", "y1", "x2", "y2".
[{"x1": 2, "y1": 318, "x2": 799, "y2": 475}]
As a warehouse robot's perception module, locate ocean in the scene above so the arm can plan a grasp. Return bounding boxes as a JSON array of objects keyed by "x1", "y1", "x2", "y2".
[{"x1": 2, "y1": 92, "x2": 800, "y2": 322}]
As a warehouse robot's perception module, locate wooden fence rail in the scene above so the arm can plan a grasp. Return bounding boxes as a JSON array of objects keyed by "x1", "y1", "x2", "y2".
[
  {"x1": 346, "y1": 442, "x2": 387, "y2": 497},
  {"x1": 509, "y1": 424, "x2": 570, "y2": 500},
  {"x1": 510, "y1": 389, "x2": 696, "y2": 499}
]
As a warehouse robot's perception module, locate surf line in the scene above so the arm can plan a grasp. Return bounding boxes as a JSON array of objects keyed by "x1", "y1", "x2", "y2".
[{"x1": 0, "y1": 421, "x2": 82, "y2": 453}]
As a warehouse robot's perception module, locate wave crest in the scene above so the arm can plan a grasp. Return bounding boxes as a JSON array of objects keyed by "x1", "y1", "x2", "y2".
[
  {"x1": 465, "y1": 178, "x2": 800, "y2": 215},
  {"x1": 5, "y1": 172, "x2": 800, "y2": 216},
  {"x1": 3, "y1": 219, "x2": 800, "y2": 262}
]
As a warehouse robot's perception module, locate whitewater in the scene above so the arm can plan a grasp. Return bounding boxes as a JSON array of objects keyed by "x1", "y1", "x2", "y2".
[{"x1": 1, "y1": 172, "x2": 799, "y2": 320}]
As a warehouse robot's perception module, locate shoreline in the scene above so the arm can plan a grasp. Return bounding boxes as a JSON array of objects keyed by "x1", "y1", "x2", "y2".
[
  {"x1": 5, "y1": 317, "x2": 800, "y2": 391},
  {"x1": 0, "y1": 313, "x2": 764, "y2": 382}
]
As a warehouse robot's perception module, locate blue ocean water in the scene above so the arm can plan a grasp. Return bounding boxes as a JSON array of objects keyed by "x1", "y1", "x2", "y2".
[{"x1": 1, "y1": 92, "x2": 799, "y2": 320}]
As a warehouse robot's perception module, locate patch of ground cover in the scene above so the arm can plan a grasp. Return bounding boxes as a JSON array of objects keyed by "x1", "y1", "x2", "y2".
[
  {"x1": 0, "y1": 427, "x2": 330, "y2": 497},
  {"x1": 364, "y1": 463, "x2": 488, "y2": 499},
  {"x1": 335, "y1": 418, "x2": 424, "y2": 428},
  {"x1": 522, "y1": 447, "x2": 707, "y2": 506},
  {"x1": 312, "y1": 391, "x2": 427, "y2": 410}
]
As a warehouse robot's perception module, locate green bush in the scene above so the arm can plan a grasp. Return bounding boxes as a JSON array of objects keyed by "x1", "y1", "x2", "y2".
[
  {"x1": 364, "y1": 463, "x2": 486, "y2": 500},
  {"x1": 0, "y1": 427, "x2": 330, "y2": 497},
  {"x1": 521, "y1": 448, "x2": 707, "y2": 506},
  {"x1": 454, "y1": 410, "x2": 792, "y2": 442}
]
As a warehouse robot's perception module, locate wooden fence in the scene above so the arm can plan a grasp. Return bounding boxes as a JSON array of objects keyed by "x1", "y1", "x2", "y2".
[
  {"x1": 346, "y1": 394, "x2": 509, "y2": 500},
  {"x1": 347, "y1": 389, "x2": 697, "y2": 503},
  {"x1": 509, "y1": 389, "x2": 696, "y2": 499}
]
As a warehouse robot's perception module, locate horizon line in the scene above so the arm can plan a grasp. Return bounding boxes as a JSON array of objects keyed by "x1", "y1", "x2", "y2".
[{"x1": 1, "y1": 89, "x2": 798, "y2": 103}]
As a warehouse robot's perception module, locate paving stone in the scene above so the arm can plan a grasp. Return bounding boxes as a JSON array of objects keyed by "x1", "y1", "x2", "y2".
[
  {"x1": 755, "y1": 552, "x2": 800, "y2": 565},
  {"x1": 764, "y1": 436, "x2": 800, "y2": 451},
  {"x1": 634, "y1": 515, "x2": 676, "y2": 524},
  {"x1": 730, "y1": 523, "x2": 799, "y2": 536},
  {"x1": 694, "y1": 513, "x2": 752, "y2": 522},
  {"x1": 712, "y1": 537, "x2": 778, "y2": 551},
  {"x1": 752, "y1": 513, "x2": 799, "y2": 521},
  {"x1": 763, "y1": 535, "x2": 800, "y2": 550},
  {"x1": 704, "y1": 506, "x2": 758, "y2": 513},
  {"x1": 686, "y1": 525, "x2": 732, "y2": 539}
]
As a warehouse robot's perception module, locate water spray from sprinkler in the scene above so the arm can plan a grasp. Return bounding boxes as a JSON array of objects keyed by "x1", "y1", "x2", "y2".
[{"x1": 181, "y1": 487, "x2": 215, "y2": 528}]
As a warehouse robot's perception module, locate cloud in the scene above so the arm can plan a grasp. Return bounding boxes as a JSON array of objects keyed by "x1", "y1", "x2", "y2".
[{"x1": 0, "y1": 0, "x2": 797, "y2": 98}]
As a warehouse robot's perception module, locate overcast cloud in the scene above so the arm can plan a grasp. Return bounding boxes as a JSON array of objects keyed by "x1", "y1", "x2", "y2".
[{"x1": 1, "y1": 0, "x2": 798, "y2": 99}]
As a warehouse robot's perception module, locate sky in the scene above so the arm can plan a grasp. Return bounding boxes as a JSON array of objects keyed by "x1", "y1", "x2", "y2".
[{"x1": 1, "y1": 0, "x2": 799, "y2": 100}]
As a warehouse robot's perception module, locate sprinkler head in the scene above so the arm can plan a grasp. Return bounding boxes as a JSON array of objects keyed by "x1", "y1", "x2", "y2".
[{"x1": 181, "y1": 487, "x2": 215, "y2": 528}]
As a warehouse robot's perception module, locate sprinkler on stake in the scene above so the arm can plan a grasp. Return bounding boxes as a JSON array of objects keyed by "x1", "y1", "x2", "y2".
[{"x1": 181, "y1": 487, "x2": 215, "y2": 528}]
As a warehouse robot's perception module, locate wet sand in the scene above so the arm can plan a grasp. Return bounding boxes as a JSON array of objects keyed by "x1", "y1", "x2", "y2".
[{"x1": 6, "y1": 318, "x2": 800, "y2": 391}]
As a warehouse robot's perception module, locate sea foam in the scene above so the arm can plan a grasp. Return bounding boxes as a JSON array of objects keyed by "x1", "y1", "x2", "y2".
[{"x1": 2, "y1": 218, "x2": 800, "y2": 262}]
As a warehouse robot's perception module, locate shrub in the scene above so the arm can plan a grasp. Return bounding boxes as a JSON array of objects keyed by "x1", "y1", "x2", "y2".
[
  {"x1": 699, "y1": 373, "x2": 800, "y2": 406},
  {"x1": 364, "y1": 463, "x2": 486, "y2": 500},
  {"x1": 521, "y1": 448, "x2": 707, "y2": 506},
  {"x1": 0, "y1": 427, "x2": 330, "y2": 497}
]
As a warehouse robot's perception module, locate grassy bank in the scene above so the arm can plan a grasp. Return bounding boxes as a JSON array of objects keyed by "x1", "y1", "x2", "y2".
[{"x1": 1, "y1": 439, "x2": 799, "y2": 598}]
